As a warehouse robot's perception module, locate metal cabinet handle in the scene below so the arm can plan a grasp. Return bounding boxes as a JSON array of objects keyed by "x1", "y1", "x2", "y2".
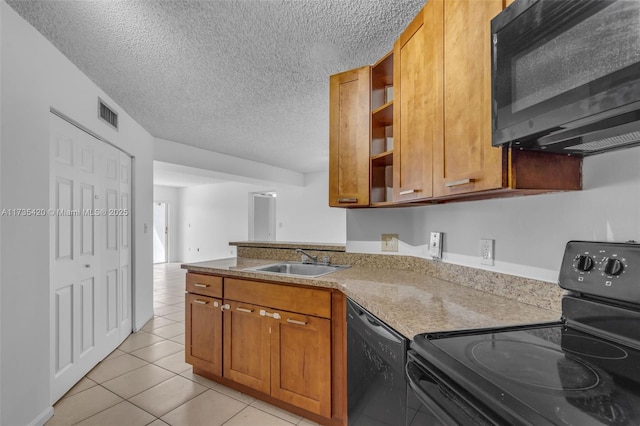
[
  {"x1": 286, "y1": 318, "x2": 307, "y2": 326},
  {"x1": 193, "y1": 299, "x2": 220, "y2": 308},
  {"x1": 194, "y1": 283, "x2": 209, "y2": 288},
  {"x1": 445, "y1": 178, "x2": 475, "y2": 188},
  {"x1": 236, "y1": 307, "x2": 253, "y2": 313},
  {"x1": 338, "y1": 198, "x2": 358, "y2": 203},
  {"x1": 221, "y1": 303, "x2": 230, "y2": 311},
  {"x1": 399, "y1": 189, "x2": 420, "y2": 195},
  {"x1": 259, "y1": 309, "x2": 281, "y2": 320}
]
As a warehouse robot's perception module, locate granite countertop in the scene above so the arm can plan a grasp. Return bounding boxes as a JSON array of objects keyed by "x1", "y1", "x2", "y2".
[{"x1": 182, "y1": 257, "x2": 561, "y2": 339}]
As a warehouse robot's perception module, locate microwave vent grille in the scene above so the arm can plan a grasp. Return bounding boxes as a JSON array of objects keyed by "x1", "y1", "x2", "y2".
[{"x1": 565, "y1": 131, "x2": 640, "y2": 152}]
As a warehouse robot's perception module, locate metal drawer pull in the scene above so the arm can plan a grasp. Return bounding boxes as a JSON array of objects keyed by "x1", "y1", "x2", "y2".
[
  {"x1": 236, "y1": 307, "x2": 253, "y2": 313},
  {"x1": 287, "y1": 318, "x2": 307, "y2": 326},
  {"x1": 194, "y1": 283, "x2": 209, "y2": 288},
  {"x1": 338, "y1": 198, "x2": 358, "y2": 203},
  {"x1": 221, "y1": 304, "x2": 230, "y2": 311},
  {"x1": 259, "y1": 309, "x2": 281, "y2": 320},
  {"x1": 399, "y1": 189, "x2": 420, "y2": 195},
  {"x1": 445, "y1": 178, "x2": 475, "y2": 187},
  {"x1": 194, "y1": 300, "x2": 219, "y2": 308}
]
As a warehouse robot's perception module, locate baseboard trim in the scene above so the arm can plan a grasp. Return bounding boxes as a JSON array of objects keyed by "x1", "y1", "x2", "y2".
[
  {"x1": 28, "y1": 406, "x2": 54, "y2": 426},
  {"x1": 134, "y1": 312, "x2": 154, "y2": 332}
]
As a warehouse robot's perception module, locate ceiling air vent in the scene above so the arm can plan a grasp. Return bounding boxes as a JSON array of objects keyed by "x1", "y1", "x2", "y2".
[{"x1": 98, "y1": 98, "x2": 118, "y2": 130}]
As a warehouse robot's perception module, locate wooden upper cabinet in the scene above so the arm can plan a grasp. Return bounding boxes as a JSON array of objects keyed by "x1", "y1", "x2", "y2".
[
  {"x1": 432, "y1": 0, "x2": 581, "y2": 199},
  {"x1": 329, "y1": 66, "x2": 371, "y2": 207},
  {"x1": 370, "y1": 52, "x2": 395, "y2": 206},
  {"x1": 393, "y1": 0, "x2": 443, "y2": 202},
  {"x1": 327, "y1": 0, "x2": 581, "y2": 208},
  {"x1": 433, "y1": 0, "x2": 503, "y2": 197}
]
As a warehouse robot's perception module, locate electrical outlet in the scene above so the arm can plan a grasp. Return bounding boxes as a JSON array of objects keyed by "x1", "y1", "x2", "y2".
[
  {"x1": 381, "y1": 234, "x2": 398, "y2": 252},
  {"x1": 480, "y1": 239, "x2": 494, "y2": 265},
  {"x1": 429, "y1": 232, "x2": 443, "y2": 259}
]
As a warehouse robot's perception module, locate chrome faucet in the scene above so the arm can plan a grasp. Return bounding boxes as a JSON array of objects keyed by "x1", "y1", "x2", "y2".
[
  {"x1": 295, "y1": 249, "x2": 331, "y2": 265},
  {"x1": 295, "y1": 248, "x2": 318, "y2": 264}
]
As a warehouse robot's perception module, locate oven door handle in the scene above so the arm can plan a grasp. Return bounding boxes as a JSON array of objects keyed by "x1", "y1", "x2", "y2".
[{"x1": 406, "y1": 360, "x2": 460, "y2": 426}]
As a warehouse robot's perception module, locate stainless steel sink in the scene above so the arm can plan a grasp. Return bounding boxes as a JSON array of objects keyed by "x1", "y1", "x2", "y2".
[{"x1": 244, "y1": 262, "x2": 350, "y2": 278}]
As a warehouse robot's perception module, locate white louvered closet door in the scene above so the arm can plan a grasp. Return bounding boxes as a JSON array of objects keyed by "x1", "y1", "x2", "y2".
[{"x1": 49, "y1": 113, "x2": 132, "y2": 403}]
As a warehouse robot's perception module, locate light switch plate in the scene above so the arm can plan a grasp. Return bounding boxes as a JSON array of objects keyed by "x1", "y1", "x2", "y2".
[
  {"x1": 429, "y1": 232, "x2": 443, "y2": 259},
  {"x1": 381, "y1": 234, "x2": 399, "y2": 252},
  {"x1": 480, "y1": 238, "x2": 494, "y2": 265}
]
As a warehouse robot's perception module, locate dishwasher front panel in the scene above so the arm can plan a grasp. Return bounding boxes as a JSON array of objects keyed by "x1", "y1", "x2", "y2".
[{"x1": 347, "y1": 298, "x2": 408, "y2": 426}]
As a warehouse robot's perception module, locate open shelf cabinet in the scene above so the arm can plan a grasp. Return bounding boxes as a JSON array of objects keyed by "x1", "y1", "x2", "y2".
[{"x1": 370, "y1": 51, "x2": 394, "y2": 204}]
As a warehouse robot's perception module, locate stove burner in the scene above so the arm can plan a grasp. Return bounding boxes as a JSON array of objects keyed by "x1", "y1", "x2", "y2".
[
  {"x1": 471, "y1": 339, "x2": 600, "y2": 391},
  {"x1": 562, "y1": 334, "x2": 629, "y2": 360}
]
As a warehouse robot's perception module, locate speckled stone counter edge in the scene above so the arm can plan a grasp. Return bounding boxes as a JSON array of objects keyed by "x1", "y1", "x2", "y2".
[
  {"x1": 236, "y1": 245, "x2": 563, "y2": 313},
  {"x1": 230, "y1": 241, "x2": 345, "y2": 252}
]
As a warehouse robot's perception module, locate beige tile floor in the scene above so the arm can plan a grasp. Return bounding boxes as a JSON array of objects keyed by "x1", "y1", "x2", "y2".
[{"x1": 46, "y1": 263, "x2": 321, "y2": 426}]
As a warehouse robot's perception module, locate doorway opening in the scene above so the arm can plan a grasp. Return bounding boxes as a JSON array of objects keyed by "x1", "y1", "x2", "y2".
[
  {"x1": 249, "y1": 192, "x2": 276, "y2": 241},
  {"x1": 153, "y1": 202, "x2": 168, "y2": 263}
]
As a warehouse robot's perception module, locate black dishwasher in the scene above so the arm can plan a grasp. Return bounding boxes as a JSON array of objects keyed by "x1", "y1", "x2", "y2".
[{"x1": 347, "y1": 298, "x2": 408, "y2": 425}]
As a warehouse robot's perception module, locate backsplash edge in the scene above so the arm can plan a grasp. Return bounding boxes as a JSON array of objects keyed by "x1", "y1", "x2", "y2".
[{"x1": 236, "y1": 246, "x2": 563, "y2": 312}]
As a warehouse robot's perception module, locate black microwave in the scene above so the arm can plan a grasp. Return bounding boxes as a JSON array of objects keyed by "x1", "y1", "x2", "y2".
[{"x1": 491, "y1": 0, "x2": 640, "y2": 155}]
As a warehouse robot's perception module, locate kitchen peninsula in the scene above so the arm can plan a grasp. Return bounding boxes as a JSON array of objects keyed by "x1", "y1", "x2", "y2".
[{"x1": 181, "y1": 242, "x2": 562, "y2": 426}]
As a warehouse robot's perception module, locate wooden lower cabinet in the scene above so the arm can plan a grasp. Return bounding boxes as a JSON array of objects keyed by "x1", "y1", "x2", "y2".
[
  {"x1": 185, "y1": 293, "x2": 223, "y2": 376},
  {"x1": 270, "y1": 311, "x2": 332, "y2": 418},
  {"x1": 186, "y1": 274, "x2": 345, "y2": 426},
  {"x1": 222, "y1": 301, "x2": 271, "y2": 394}
]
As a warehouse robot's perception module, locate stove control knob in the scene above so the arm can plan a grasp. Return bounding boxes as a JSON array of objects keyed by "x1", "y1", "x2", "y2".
[
  {"x1": 575, "y1": 255, "x2": 594, "y2": 272},
  {"x1": 604, "y1": 258, "x2": 624, "y2": 276}
]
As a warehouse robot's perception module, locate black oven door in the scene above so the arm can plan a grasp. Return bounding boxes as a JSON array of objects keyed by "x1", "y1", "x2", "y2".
[
  {"x1": 491, "y1": 0, "x2": 640, "y2": 150},
  {"x1": 406, "y1": 350, "x2": 502, "y2": 426}
]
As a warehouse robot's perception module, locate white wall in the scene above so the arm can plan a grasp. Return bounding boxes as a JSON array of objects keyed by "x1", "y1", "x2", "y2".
[
  {"x1": 153, "y1": 185, "x2": 180, "y2": 262},
  {"x1": 276, "y1": 172, "x2": 346, "y2": 243},
  {"x1": 0, "y1": 3, "x2": 154, "y2": 425},
  {"x1": 177, "y1": 171, "x2": 346, "y2": 262},
  {"x1": 178, "y1": 183, "x2": 254, "y2": 262},
  {"x1": 347, "y1": 146, "x2": 640, "y2": 282}
]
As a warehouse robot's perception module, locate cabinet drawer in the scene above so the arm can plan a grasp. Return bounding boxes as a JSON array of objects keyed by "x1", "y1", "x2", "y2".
[
  {"x1": 225, "y1": 278, "x2": 331, "y2": 319},
  {"x1": 186, "y1": 273, "x2": 223, "y2": 298}
]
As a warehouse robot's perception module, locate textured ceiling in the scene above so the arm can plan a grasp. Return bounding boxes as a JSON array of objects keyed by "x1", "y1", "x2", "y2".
[{"x1": 7, "y1": 0, "x2": 426, "y2": 174}]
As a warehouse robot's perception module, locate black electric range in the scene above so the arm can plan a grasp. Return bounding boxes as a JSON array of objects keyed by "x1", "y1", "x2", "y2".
[{"x1": 407, "y1": 241, "x2": 640, "y2": 426}]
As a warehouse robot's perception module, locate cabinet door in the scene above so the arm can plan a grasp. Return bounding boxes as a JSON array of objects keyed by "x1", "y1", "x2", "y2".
[
  {"x1": 185, "y1": 293, "x2": 222, "y2": 376},
  {"x1": 329, "y1": 66, "x2": 371, "y2": 207},
  {"x1": 433, "y1": 0, "x2": 504, "y2": 197},
  {"x1": 393, "y1": 1, "x2": 443, "y2": 202},
  {"x1": 270, "y1": 311, "x2": 332, "y2": 418},
  {"x1": 222, "y1": 301, "x2": 271, "y2": 394}
]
